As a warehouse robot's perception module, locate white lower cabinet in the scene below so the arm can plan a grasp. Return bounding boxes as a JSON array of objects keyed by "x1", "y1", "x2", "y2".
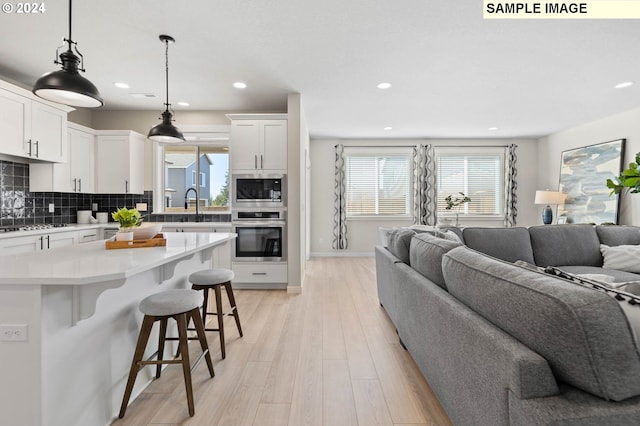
[
  {"x1": 231, "y1": 262, "x2": 287, "y2": 283},
  {"x1": 0, "y1": 231, "x2": 78, "y2": 255}
]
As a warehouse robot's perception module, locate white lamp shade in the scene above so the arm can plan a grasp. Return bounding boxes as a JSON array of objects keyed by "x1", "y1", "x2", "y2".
[{"x1": 534, "y1": 190, "x2": 565, "y2": 205}]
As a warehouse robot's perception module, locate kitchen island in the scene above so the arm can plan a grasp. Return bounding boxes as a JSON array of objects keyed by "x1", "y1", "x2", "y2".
[{"x1": 0, "y1": 232, "x2": 235, "y2": 426}]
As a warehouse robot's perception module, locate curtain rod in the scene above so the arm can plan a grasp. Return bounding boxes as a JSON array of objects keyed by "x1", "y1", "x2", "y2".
[{"x1": 334, "y1": 144, "x2": 514, "y2": 148}]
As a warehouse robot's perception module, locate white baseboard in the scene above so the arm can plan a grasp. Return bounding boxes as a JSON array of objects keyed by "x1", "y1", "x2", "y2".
[{"x1": 310, "y1": 251, "x2": 374, "y2": 257}]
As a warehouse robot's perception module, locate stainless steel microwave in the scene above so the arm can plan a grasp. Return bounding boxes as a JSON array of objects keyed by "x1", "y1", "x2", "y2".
[{"x1": 231, "y1": 174, "x2": 286, "y2": 208}]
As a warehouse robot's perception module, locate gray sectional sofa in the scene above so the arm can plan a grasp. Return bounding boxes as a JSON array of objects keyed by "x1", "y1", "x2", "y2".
[{"x1": 375, "y1": 224, "x2": 640, "y2": 425}]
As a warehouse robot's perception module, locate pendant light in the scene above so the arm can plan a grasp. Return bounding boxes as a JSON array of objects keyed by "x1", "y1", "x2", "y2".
[
  {"x1": 32, "y1": 0, "x2": 103, "y2": 108},
  {"x1": 148, "y1": 35, "x2": 185, "y2": 143}
]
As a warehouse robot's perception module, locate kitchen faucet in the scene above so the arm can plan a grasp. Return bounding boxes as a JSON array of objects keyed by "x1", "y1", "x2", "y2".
[{"x1": 184, "y1": 187, "x2": 201, "y2": 222}]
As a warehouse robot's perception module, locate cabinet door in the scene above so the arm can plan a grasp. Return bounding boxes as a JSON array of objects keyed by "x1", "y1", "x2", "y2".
[
  {"x1": 69, "y1": 128, "x2": 95, "y2": 193},
  {"x1": 260, "y1": 120, "x2": 287, "y2": 170},
  {"x1": 31, "y1": 102, "x2": 67, "y2": 162},
  {"x1": 0, "y1": 236, "x2": 38, "y2": 255},
  {"x1": 96, "y1": 133, "x2": 144, "y2": 194},
  {"x1": 127, "y1": 133, "x2": 145, "y2": 194},
  {"x1": 230, "y1": 121, "x2": 260, "y2": 170},
  {"x1": 0, "y1": 89, "x2": 29, "y2": 158},
  {"x1": 47, "y1": 232, "x2": 77, "y2": 249},
  {"x1": 96, "y1": 135, "x2": 131, "y2": 194}
]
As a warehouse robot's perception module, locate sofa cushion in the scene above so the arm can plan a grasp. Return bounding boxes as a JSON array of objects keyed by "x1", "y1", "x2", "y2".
[
  {"x1": 386, "y1": 228, "x2": 416, "y2": 264},
  {"x1": 596, "y1": 225, "x2": 640, "y2": 247},
  {"x1": 601, "y1": 244, "x2": 640, "y2": 273},
  {"x1": 529, "y1": 224, "x2": 602, "y2": 267},
  {"x1": 442, "y1": 246, "x2": 640, "y2": 401},
  {"x1": 462, "y1": 227, "x2": 535, "y2": 264},
  {"x1": 410, "y1": 233, "x2": 462, "y2": 290}
]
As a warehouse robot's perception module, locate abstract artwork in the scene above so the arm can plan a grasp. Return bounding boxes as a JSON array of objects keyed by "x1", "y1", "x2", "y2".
[{"x1": 558, "y1": 139, "x2": 625, "y2": 225}]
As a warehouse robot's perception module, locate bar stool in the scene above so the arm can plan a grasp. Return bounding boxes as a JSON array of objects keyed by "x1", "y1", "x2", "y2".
[
  {"x1": 189, "y1": 268, "x2": 243, "y2": 359},
  {"x1": 119, "y1": 289, "x2": 215, "y2": 418}
]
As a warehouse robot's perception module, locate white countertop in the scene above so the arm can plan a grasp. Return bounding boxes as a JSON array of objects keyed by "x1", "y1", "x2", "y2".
[
  {"x1": 0, "y1": 222, "x2": 233, "y2": 240},
  {"x1": 0, "y1": 232, "x2": 236, "y2": 286}
]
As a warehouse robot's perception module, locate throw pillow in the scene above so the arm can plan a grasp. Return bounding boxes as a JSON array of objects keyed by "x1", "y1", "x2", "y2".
[
  {"x1": 600, "y1": 244, "x2": 640, "y2": 273},
  {"x1": 386, "y1": 228, "x2": 416, "y2": 264}
]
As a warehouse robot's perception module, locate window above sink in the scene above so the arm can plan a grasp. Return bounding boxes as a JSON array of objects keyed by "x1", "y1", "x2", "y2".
[{"x1": 153, "y1": 125, "x2": 230, "y2": 215}]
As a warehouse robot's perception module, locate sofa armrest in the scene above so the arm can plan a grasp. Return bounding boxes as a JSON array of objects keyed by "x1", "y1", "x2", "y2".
[{"x1": 394, "y1": 263, "x2": 558, "y2": 425}]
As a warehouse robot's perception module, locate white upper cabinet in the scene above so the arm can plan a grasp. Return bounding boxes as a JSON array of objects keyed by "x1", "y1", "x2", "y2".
[
  {"x1": 30, "y1": 123, "x2": 96, "y2": 193},
  {"x1": 95, "y1": 131, "x2": 145, "y2": 194},
  {"x1": 0, "y1": 80, "x2": 70, "y2": 163},
  {"x1": 228, "y1": 115, "x2": 287, "y2": 172}
]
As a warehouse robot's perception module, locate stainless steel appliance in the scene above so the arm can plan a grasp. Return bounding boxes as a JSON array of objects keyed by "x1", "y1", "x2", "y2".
[
  {"x1": 231, "y1": 209, "x2": 286, "y2": 262},
  {"x1": 231, "y1": 174, "x2": 286, "y2": 208}
]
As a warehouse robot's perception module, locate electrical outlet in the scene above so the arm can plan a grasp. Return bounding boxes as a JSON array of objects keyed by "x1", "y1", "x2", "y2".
[
  {"x1": 48, "y1": 203, "x2": 55, "y2": 213},
  {"x1": 0, "y1": 324, "x2": 28, "y2": 342},
  {"x1": 92, "y1": 203, "x2": 98, "y2": 211},
  {"x1": 136, "y1": 203, "x2": 147, "y2": 212}
]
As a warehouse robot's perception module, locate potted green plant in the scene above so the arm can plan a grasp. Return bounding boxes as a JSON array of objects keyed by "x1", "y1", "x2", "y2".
[
  {"x1": 111, "y1": 207, "x2": 143, "y2": 241},
  {"x1": 607, "y1": 152, "x2": 640, "y2": 195},
  {"x1": 444, "y1": 192, "x2": 471, "y2": 226}
]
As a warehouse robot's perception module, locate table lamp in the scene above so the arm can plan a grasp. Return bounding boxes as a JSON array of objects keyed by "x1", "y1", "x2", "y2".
[{"x1": 534, "y1": 190, "x2": 565, "y2": 225}]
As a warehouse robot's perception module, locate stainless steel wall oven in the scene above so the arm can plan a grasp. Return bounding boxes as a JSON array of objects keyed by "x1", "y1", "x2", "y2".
[{"x1": 231, "y1": 209, "x2": 286, "y2": 262}]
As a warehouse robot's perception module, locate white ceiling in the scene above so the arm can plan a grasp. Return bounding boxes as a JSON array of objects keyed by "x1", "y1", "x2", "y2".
[{"x1": 1, "y1": 0, "x2": 639, "y2": 139}]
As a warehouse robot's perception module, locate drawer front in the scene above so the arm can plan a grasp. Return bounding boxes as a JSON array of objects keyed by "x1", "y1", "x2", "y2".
[
  {"x1": 232, "y1": 263, "x2": 287, "y2": 283},
  {"x1": 78, "y1": 229, "x2": 99, "y2": 243}
]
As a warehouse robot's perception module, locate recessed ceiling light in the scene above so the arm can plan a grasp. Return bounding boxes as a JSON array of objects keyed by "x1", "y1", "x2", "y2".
[
  {"x1": 114, "y1": 82, "x2": 130, "y2": 89},
  {"x1": 488, "y1": 127, "x2": 498, "y2": 131},
  {"x1": 377, "y1": 82, "x2": 392, "y2": 89},
  {"x1": 233, "y1": 82, "x2": 247, "y2": 89},
  {"x1": 615, "y1": 81, "x2": 633, "y2": 89},
  {"x1": 177, "y1": 101, "x2": 189, "y2": 106},
  {"x1": 383, "y1": 126, "x2": 393, "y2": 131}
]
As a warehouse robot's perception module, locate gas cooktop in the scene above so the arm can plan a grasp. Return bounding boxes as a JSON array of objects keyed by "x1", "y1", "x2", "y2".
[{"x1": 0, "y1": 224, "x2": 70, "y2": 233}]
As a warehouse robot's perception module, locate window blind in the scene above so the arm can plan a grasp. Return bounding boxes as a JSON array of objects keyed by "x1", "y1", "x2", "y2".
[
  {"x1": 346, "y1": 154, "x2": 411, "y2": 216},
  {"x1": 437, "y1": 152, "x2": 503, "y2": 215}
]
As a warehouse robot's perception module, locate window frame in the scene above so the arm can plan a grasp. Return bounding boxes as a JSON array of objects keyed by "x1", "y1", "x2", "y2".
[
  {"x1": 343, "y1": 146, "x2": 413, "y2": 219},
  {"x1": 435, "y1": 146, "x2": 506, "y2": 219},
  {"x1": 152, "y1": 125, "x2": 230, "y2": 214}
]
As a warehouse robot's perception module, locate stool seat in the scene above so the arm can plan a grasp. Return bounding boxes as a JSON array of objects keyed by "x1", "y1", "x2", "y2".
[
  {"x1": 140, "y1": 289, "x2": 203, "y2": 316},
  {"x1": 189, "y1": 268, "x2": 234, "y2": 285}
]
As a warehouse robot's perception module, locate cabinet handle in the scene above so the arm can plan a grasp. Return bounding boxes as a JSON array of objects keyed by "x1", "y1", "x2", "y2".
[
  {"x1": 27, "y1": 139, "x2": 32, "y2": 157},
  {"x1": 78, "y1": 178, "x2": 81, "y2": 192},
  {"x1": 125, "y1": 180, "x2": 129, "y2": 193},
  {"x1": 252, "y1": 272, "x2": 267, "y2": 275},
  {"x1": 46, "y1": 235, "x2": 50, "y2": 249},
  {"x1": 34, "y1": 141, "x2": 39, "y2": 158},
  {"x1": 39, "y1": 236, "x2": 43, "y2": 250},
  {"x1": 261, "y1": 154, "x2": 263, "y2": 169},
  {"x1": 254, "y1": 155, "x2": 257, "y2": 169},
  {"x1": 73, "y1": 178, "x2": 77, "y2": 192}
]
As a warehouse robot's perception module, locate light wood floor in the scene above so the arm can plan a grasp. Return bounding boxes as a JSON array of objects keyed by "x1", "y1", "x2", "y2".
[{"x1": 112, "y1": 257, "x2": 452, "y2": 426}]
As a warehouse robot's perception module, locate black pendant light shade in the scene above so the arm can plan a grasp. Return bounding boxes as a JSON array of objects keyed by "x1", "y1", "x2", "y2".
[
  {"x1": 148, "y1": 35, "x2": 185, "y2": 143},
  {"x1": 32, "y1": 0, "x2": 103, "y2": 108},
  {"x1": 148, "y1": 110, "x2": 185, "y2": 143}
]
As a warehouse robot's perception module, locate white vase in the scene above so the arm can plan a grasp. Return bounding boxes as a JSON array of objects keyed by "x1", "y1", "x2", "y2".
[{"x1": 115, "y1": 231, "x2": 134, "y2": 241}]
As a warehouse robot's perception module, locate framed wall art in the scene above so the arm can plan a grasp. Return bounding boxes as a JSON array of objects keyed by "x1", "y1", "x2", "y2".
[{"x1": 557, "y1": 139, "x2": 625, "y2": 225}]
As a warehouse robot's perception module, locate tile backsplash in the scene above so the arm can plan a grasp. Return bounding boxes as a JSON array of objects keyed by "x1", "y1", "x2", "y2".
[{"x1": 0, "y1": 160, "x2": 230, "y2": 226}]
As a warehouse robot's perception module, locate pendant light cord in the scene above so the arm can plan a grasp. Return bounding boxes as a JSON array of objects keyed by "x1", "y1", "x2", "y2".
[
  {"x1": 67, "y1": 0, "x2": 73, "y2": 47},
  {"x1": 164, "y1": 39, "x2": 170, "y2": 109}
]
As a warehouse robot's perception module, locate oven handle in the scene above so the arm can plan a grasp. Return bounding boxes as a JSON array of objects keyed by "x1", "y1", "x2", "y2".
[{"x1": 232, "y1": 221, "x2": 286, "y2": 227}]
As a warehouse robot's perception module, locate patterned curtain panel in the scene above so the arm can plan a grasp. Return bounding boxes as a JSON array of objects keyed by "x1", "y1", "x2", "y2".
[
  {"x1": 413, "y1": 144, "x2": 437, "y2": 226},
  {"x1": 332, "y1": 144, "x2": 348, "y2": 250},
  {"x1": 504, "y1": 144, "x2": 518, "y2": 227}
]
